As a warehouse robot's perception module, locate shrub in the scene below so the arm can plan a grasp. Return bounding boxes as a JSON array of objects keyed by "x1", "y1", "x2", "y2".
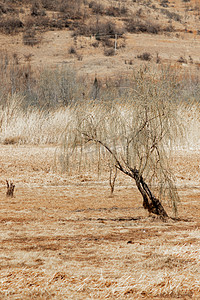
[
  {"x1": 126, "y1": 17, "x2": 160, "y2": 34},
  {"x1": 164, "y1": 24, "x2": 174, "y2": 32},
  {"x1": 102, "y1": 37, "x2": 113, "y2": 47},
  {"x1": 104, "y1": 48, "x2": 115, "y2": 56},
  {"x1": 0, "y1": 3, "x2": 8, "y2": 14},
  {"x1": 40, "y1": 0, "x2": 57, "y2": 10},
  {"x1": 0, "y1": 16, "x2": 23, "y2": 34},
  {"x1": 160, "y1": 0, "x2": 169, "y2": 7},
  {"x1": 74, "y1": 20, "x2": 124, "y2": 39},
  {"x1": 23, "y1": 28, "x2": 41, "y2": 46},
  {"x1": 160, "y1": 8, "x2": 182, "y2": 22},
  {"x1": 96, "y1": 21, "x2": 124, "y2": 38},
  {"x1": 137, "y1": 52, "x2": 152, "y2": 61},
  {"x1": 0, "y1": 2, "x2": 17, "y2": 14},
  {"x1": 89, "y1": 1, "x2": 105, "y2": 15},
  {"x1": 92, "y1": 41, "x2": 99, "y2": 47},
  {"x1": 177, "y1": 56, "x2": 187, "y2": 64},
  {"x1": 59, "y1": 0, "x2": 83, "y2": 19},
  {"x1": 51, "y1": 13, "x2": 74, "y2": 29},
  {"x1": 105, "y1": 6, "x2": 127, "y2": 17},
  {"x1": 30, "y1": 1, "x2": 46, "y2": 16},
  {"x1": 24, "y1": 15, "x2": 49, "y2": 29},
  {"x1": 68, "y1": 46, "x2": 77, "y2": 54}
]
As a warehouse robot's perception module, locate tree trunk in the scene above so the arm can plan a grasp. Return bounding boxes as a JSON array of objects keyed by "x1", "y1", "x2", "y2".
[
  {"x1": 130, "y1": 168, "x2": 168, "y2": 218},
  {"x1": 6, "y1": 180, "x2": 15, "y2": 197},
  {"x1": 83, "y1": 137, "x2": 169, "y2": 218}
]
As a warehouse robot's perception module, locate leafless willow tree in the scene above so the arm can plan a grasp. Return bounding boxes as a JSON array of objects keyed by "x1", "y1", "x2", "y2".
[{"x1": 60, "y1": 69, "x2": 181, "y2": 218}]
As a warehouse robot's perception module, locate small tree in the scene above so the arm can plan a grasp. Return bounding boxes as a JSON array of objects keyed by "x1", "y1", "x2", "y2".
[{"x1": 60, "y1": 68, "x2": 181, "y2": 218}]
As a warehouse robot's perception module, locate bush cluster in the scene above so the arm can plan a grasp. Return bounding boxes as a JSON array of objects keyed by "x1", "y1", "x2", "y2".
[
  {"x1": 137, "y1": 52, "x2": 152, "y2": 61},
  {"x1": 160, "y1": 8, "x2": 182, "y2": 22},
  {"x1": 23, "y1": 28, "x2": 41, "y2": 46},
  {"x1": 0, "y1": 16, "x2": 23, "y2": 34},
  {"x1": 126, "y1": 17, "x2": 160, "y2": 34}
]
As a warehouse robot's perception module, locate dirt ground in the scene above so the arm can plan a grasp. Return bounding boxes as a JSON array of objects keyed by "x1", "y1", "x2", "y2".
[{"x1": 0, "y1": 145, "x2": 199, "y2": 299}]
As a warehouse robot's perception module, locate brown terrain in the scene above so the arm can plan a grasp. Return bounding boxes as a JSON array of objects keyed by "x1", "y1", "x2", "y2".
[
  {"x1": 0, "y1": 0, "x2": 200, "y2": 78},
  {"x1": 0, "y1": 0, "x2": 200, "y2": 299},
  {"x1": 0, "y1": 146, "x2": 200, "y2": 299}
]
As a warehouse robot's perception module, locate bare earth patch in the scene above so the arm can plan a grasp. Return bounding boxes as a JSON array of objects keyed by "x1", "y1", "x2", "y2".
[{"x1": 0, "y1": 145, "x2": 199, "y2": 299}]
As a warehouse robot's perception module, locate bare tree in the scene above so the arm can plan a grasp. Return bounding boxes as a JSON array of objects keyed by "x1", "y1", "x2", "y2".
[{"x1": 60, "y1": 68, "x2": 181, "y2": 218}]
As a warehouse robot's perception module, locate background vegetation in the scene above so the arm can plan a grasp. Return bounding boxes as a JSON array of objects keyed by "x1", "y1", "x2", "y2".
[{"x1": 0, "y1": 52, "x2": 199, "y2": 148}]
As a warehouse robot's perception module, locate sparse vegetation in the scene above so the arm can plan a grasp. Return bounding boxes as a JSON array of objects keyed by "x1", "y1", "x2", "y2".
[
  {"x1": 23, "y1": 28, "x2": 41, "y2": 46},
  {"x1": 0, "y1": 52, "x2": 88, "y2": 109},
  {"x1": 89, "y1": 1, "x2": 105, "y2": 15},
  {"x1": 177, "y1": 56, "x2": 187, "y2": 63},
  {"x1": 0, "y1": 15, "x2": 23, "y2": 34},
  {"x1": 104, "y1": 47, "x2": 115, "y2": 56},
  {"x1": 160, "y1": 8, "x2": 182, "y2": 22},
  {"x1": 68, "y1": 45, "x2": 77, "y2": 54},
  {"x1": 126, "y1": 17, "x2": 160, "y2": 34},
  {"x1": 137, "y1": 52, "x2": 152, "y2": 61}
]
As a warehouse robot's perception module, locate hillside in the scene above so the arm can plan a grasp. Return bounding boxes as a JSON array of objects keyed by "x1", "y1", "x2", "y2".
[{"x1": 0, "y1": 0, "x2": 200, "y2": 79}]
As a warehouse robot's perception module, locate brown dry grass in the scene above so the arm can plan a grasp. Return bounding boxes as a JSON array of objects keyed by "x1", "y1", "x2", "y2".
[{"x1": 0, "y1": 145, "x2": 200, "y2": 299}]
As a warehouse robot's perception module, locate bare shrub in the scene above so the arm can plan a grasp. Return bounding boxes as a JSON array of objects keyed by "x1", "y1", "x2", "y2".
[
  {"x1": 177, "y1": 56, "x2": 187, "y2": 64},
  {"x1": 74, "y1": 20, "x2": 124, "y2": 42},
  {"x1": 4, "y1": 136, "x2": 21, "y2": 144},
  {"x1": 39, "y1": 0, "x2": 84, "y2": 13},
  {"x1": 95, "y1": 21, "x2": 124, "y2": 39},
  {"x1": 0, "y1": 52, "x2": 88, "y2": 109},
  {"x1": 89, "y1": 1, "x2": 105, "y2": 15},
  {"x1": 68, "y1": 46, "x2": 77, "y2": 54},
  {"x1": 0, "y1": 16, "x2": 23, "y2": 34},
  {"x1": 164, "y1": 24, "x2": 174, "y2": 32},
  {"x1": 126, "y1": 17, "x2": 160, "y2": 34},
  {"x1": 102, "y1": 37, "x2": 113, "y2": 47},
  {"x1": 137, "y1": 52, "x2": 152, "y2": 61},
  {"x1": 33, "y1": 15, "x2": 49, "y2": 28},
  {"x1": 30, "y1": 1, "x2": 46, "y2": 16},
  {"x1": 23, "y1": 28, "x2": 41, "y2": 46},
  {"x1": 0, "y1": 2, "x2": 18, "y2": 14},
  {"x1": 24, "y1": 15, "x2": 49, "y2": 29},
  {"x1": 40, "y1": 0, "x2": 58, "y2": 10},
  {"x1": 0, "y1": 3, "x2": 9, "y2": 14},
  {"x1": 50, "y1": 13, "x2": 74, "y2": 29},
  {"x1": 160, "y1": 0, "x2": 169, "y2": 7},
  {"x1": 160, "y1": 8, "x2": 182, "y2": 22},
  {"x1": 105, "y1": 5, "x2": 128, "y2": 17},
  {"x1": 104, "y1": 48, "x2": 115, "y2": 56},
  {"x1": 92, "y1": 41, "x2": 99, "y2": 47},
  {"x1": 59, "y1": 0, "x2": 83, "y2": 19}
]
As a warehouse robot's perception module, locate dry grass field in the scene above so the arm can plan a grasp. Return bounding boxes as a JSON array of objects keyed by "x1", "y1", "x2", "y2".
[{"x1": 0, "y1": 145, "x2": 200, "y2": 299}]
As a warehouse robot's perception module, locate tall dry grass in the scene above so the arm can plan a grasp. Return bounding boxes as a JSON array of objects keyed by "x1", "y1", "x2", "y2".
[
  {"x1": 0, "y1": 93, "x2": 72, "y2": 145},
  {"x1": 0, "y1": 64, "x2": 199, "y2": 150}
]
